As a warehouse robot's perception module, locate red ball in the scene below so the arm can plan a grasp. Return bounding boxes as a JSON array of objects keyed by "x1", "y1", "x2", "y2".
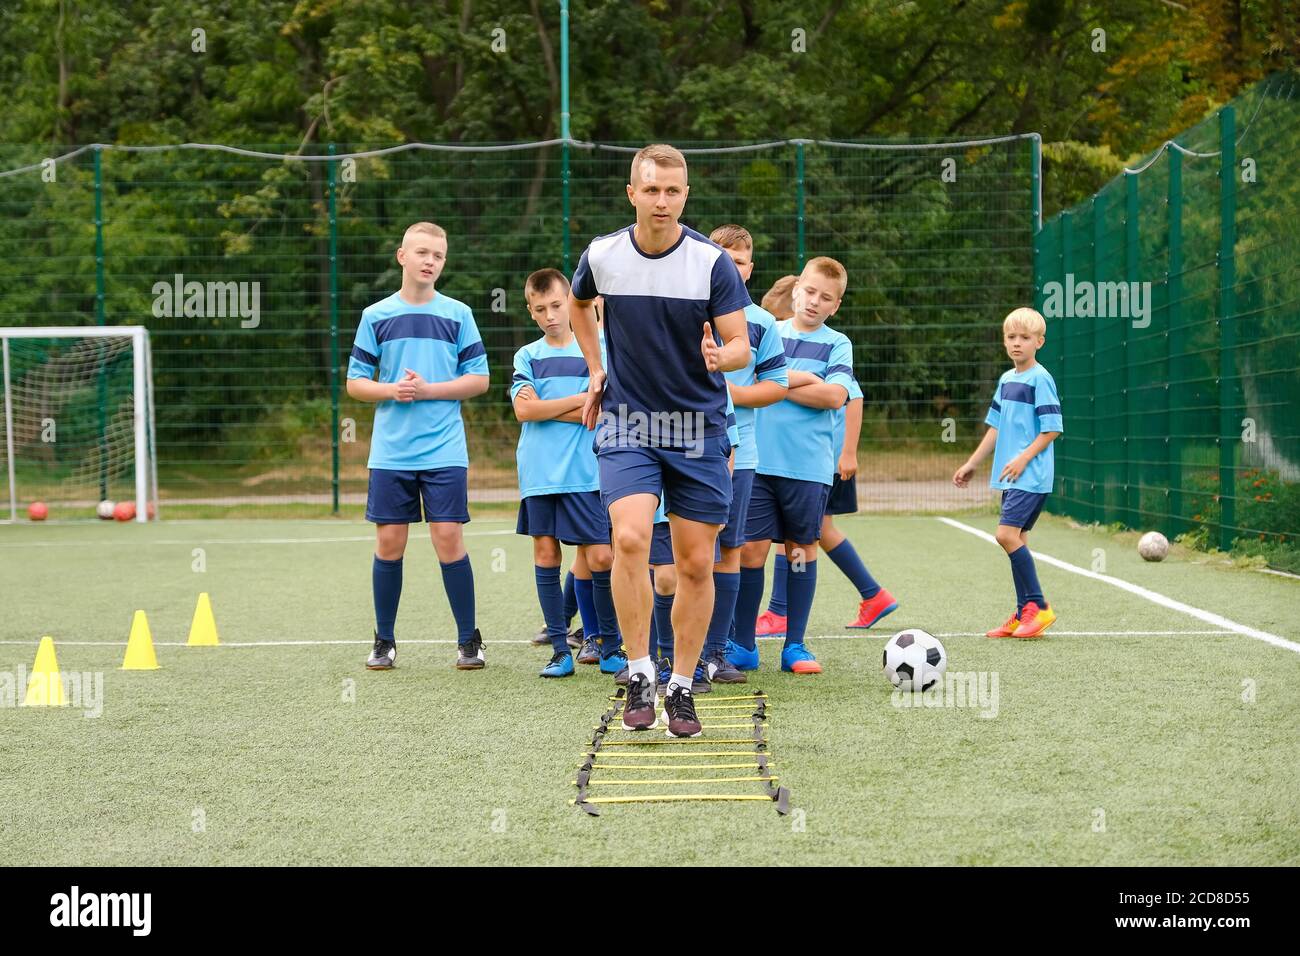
[
  {"x1": 27, "y1": 501, "x2": 48, "y2": 521},
  {"x1": 113, "y1": 501, "x2": 136, "y2": 522}
]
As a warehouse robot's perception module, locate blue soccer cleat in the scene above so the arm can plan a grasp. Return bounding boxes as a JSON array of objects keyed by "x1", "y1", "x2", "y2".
[
  {"x1": 724, "y1": 639, "x2": 759, "y2": 671},
  {"x1": 780, "y1": 642, "x2": 822, "y2": 674},
  {"x1": 540, "y1": 651, "x2": 575, "y2": 678},
  {"x1": 599, "y1": 648, "x2": 628, "y2": 675}
]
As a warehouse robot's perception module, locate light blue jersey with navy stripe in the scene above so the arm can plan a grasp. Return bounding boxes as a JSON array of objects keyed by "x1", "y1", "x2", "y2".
[
  {"x1": 511, "y1": 336, "x2": 599, "y2": 497},
  {"x1": 984, "y1": 362, "x2": 1064, "y2": 494},
  {"x1": 347, "y1": 291, "x2": 489, "y2": 471},
  {"x1": 725, "y1": 302, "x2": 789, "y2": 470},
  {"x1": 755, "y1": 320, "x2": 854, "y2": 485},
  {"x1": 571, "y1": 224, "x2": 752, "y2": 449}
]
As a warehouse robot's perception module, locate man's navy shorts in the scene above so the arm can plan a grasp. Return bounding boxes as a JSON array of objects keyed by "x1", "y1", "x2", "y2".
[
  {"x1": 598, "y1": 435, "x2": 733, "y2": 525},
  {"x1": 516, "y1": 491, "x2": 610, "y2": 546},
  {"x1": 999, "y1": 489, "x2": 1049, "y2": 531},
  {"x1": 745, "y1": 473, "x2": 831, "y2": 545},
  {"x1": 824, "y1": 473, "x2": 858, "y2": 515},
  {"x1": 366, "y1": 467, "x2": 469, "y2": 524}
]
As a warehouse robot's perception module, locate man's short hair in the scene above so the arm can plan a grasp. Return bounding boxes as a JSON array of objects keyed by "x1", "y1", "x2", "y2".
[
  {"x1": 629, "y1": 144, "x2": 688, "y2": 185},
  {"x1": 403, "y1": 221, "x2": 447, "y2": 244},
  {"x1": 709, "y1": 224, "x2": 752, "y2": 250},
  {"x1": 524, "y1": 268, "x2": 570, "y2": 300},
  {"x1": 761, "y1": 275, "x2": 798, "y2": 319},
  {"x1": 802, "y1": 256, "x2": 848, "y2": 299},
  {"x1": 1003, "y1": 306, "x2": 1046, "y2": 338}
]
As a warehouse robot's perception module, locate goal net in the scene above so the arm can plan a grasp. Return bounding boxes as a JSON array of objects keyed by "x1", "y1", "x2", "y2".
[{"x1": 0, "y1": 327, "x2": 157, "y2": 522}]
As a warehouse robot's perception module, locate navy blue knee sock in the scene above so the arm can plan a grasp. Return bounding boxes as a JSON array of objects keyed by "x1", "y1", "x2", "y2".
[
  {"x1": 784, "y1": 559, "x2": 818, "y2": 648},
  {"x1": 372, "y1": 556, "x2": 402, "y2": 640},
  {"x1": 563, "y1": 570, "x2": 577, "y2": 628},
  {"x1": 1008, "y1": 546, "x2": 1045, "y2": 610},
  {"x1": 653, "y1": 591, "x2": 675, "y2": 663},
  {"x1": 574, "y1": 576, "x2": 598, "y2": 641},
  {"x1": 590, "y1": 569, "x2": 622, "y2": 656},
  {"x1": 825, "y1": 539, "x2": 881, "y2": 600},
  {"x1": 535, "y1": 565, "x2": 568, "y2": 654},
  {"x1": 706, "y1": 571, "x2": 740, "y2": 657},
  {"x1": 734, "y1": 566, "x2": 766, "y2": 652},
  {"x1": 439, "y1": 555, "x2": 477, "y2": 644},
  {"x1": 768, "y1": 553, "x2": 788, "y2": 616}
]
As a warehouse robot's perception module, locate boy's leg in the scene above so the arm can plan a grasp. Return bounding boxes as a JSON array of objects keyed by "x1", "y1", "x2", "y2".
[
  {"x1": 571, "y1": 543, "x2": 600, "y2": 661},
  {"x1": 998, "y1": 492, "x2": 1055, "y2": 638},
  {"x1": 706, "y1": 467, "x2": 750, "y2": 676},
  {"x1": 652, "y1": 558, "x2": 677, "y2": 666},
  {"x1": 823, "y1": 512, "x2": 899, "y2": 629},
  {"x1": 777, "y1": 477, "x2": 830, "y2": 673},
  {"x1": 766, "y1": 554, "x2": 789, "y2": 617},
  {"x1": 564, "y1": 492, "x2": 624, "y2": 672},
  {"x1": 532, "y1": 534, "x2": 570, "y2": 656},
  {"x1": 364, "y1": 468, "x2": 421, "y2": 670},
  {"x1": 421, "y1": 467, "x2": 481, "y2": 665}
]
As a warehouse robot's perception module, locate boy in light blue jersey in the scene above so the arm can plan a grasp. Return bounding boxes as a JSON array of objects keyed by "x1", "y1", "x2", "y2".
[
  {"x1": 954, "y1": 307, "x2": 1063, "y2": 639},
  {"x1": 347, "y1": 221, "x2": 490, "y2": 672},
  {"x1": 707, "y1": 225, "x2": 788, "y2": 684},
  {"x1": 512, "y1": 270, "x2": 623, "y2": 679},
  {"x1": 730, "y1": 257, "x2": 855, "y2": 675}
]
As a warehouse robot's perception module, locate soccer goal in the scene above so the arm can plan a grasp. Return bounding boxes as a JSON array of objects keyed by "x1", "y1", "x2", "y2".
[{"x1": 0, "y1": 327, "x2": 158, "y2": 522}]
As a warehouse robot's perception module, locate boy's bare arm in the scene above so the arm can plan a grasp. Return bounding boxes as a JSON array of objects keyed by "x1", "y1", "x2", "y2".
[
  {"x1": 346, "y1": 377, "x2": 399, "y2": 403},
  {"x1": 728, "y1": 379, "x2": 787, "y2": 409},
  {"x1": 513, "y1": 388, "x2": 587, "y2": 422},
  {"x1": 403, "y1": 370, "x2": 490, "y2": 401},
  {"x1": 953, "y1": 426, "x2": 999, "y2": 486},
  {"x1": 998, "y1": 431, "x2": 1060, "y2": 483},
  {"x1": 786, "y1": 381, "x2": 848, "y2": 410},
  {"x1": 838, "y1": 397, "x2": 863, "y2": 480}
]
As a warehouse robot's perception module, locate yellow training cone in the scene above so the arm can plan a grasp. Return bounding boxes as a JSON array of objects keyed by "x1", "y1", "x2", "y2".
[
  {"x1": 187, "y1": 592, "x2": 220, "y2": 646},
  {"x1": 23, "y1": 636, "x2": 68, "y2": 707},
  {"x1": 122, "y1": 610, "x2": 160, "y2": 670}
]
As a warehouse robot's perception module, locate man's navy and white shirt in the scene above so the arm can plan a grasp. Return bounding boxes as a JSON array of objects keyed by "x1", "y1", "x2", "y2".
[{"x1": 570, "y1": 224, "x2": 751, "y2": 451}]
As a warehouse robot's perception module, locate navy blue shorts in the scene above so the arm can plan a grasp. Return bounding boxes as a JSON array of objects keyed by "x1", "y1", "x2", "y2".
[
  {"x1": 1000, "y1": 489, "x2": 1049, "y2": 531},
  {"x1": 719, "y1": 468, "x2": 756, "y2": 549},
  {"x1": 745, "y1": 473, "x2": 831, "y2": 545},
  {"x1": 650, "y1": 521, "x2": 722, "y2": 566},
  {"x1": 598, "y1": 436, "x2": 733, "y2": 526},
  {"x1": 366, "y1": 467, "x2": 470, "y2": 524},
  {"x1": 516, "y1": 491, "x2": 610, "y2": 546},
  {"x1": 825, "y1": 473, "x2": 858, "y2": 515}
]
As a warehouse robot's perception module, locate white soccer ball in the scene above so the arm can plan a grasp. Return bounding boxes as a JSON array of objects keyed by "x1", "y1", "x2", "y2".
[
  {"x1": 96, "y1": 500, "x2": 116, "y2": 520},
  {"x1": 883, "y1": 629, "x2": 947, "y2": 691},
  {"x1": 1138, "y1": 531, "x2": 1169, "y2": 562}
]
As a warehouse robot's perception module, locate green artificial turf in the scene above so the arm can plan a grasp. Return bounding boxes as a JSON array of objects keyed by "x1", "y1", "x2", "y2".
[{"x1": 0, "y1": 512, "x2": 1296, "y2": 865}]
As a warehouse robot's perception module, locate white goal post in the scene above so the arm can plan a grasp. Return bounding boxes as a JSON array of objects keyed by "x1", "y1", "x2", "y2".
[{"x1": 0, "y1": 326, "x2": 158, "y2": 523}]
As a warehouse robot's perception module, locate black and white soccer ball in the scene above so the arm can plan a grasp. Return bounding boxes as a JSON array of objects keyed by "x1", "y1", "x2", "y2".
[{"x1": 882, "y1": 629, "x2": 947, "y2": 691}]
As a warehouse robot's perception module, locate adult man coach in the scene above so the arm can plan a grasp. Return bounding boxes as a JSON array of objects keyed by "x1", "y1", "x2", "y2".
[{"x1": 569, "y1": 143, "x2": 751, "y2": 737}]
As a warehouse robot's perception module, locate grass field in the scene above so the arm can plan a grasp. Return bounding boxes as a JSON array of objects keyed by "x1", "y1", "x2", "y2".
[{"x1": 1, "y1": 511, "x2": 1298, "y2": 866}]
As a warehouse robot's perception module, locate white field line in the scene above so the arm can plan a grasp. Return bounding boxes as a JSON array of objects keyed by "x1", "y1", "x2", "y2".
[
  {"x1": 0, "y1": 528, "x2": 520, "y2": 548},
  {"x1": 938, "y1": 516, "x2": 1300, "y2": 656},
  {"x1": 0, "y1": 630, "x2": 1236, "y2": 648}
]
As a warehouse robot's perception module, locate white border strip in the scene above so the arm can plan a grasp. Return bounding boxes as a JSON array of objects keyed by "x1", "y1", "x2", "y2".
[{"x1": 937, "y1": 517, "x2": 1300, "y2": 656}]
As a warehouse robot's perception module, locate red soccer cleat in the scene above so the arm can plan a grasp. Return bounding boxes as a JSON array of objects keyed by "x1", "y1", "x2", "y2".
[
  {"x1": 755, "y1": 610, "x2": 787, "y2": 638},
  {"x1": 985, "y1": 613, "x2": 1020, "y2": 638},
  {"x1": 1010, "y1": 602, "x2": 1057, "y2": 639},
  {"x1": 845, "y1": 588, "x2": 898, "y2": 629}
]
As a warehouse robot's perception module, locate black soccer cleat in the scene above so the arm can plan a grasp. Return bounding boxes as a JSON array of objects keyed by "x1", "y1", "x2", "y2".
[
  {"x1": 530, "y1": 625, "x2": 550, "y2": 646},
  {"x1": 705, "y1": 649, "x2": 747, "y2": 684},
  {"x1": 566, "y1": 625, "x2": 584, "y2": 650},
  {"x1": 366, "y1": 633, "x2": 396, "y2": 670},
  {"x1": 456, "y1": 629, "x2": 486, "y2": 670},
  {"x1": 621, "y1": 674, "x2": 657, "y2": 731},
  {"x1": 665, "y1": 685, "x2": 703, "y2": 738}
]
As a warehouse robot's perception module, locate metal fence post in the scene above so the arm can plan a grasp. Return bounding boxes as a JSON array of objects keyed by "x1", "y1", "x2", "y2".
[
  {"x1": 795, "y1": 141, "x2": 806, "y2": 268},
  {"x1": 1125, "y1": 171, "x2": 1139, "y2": 528},
  {"x1": 94, "y1": 145, "x2": 109, "y2": 502},
  {"x1": 1217, "y1": 107, "x2": 1238, "y2": 552},
  {"x1": 328, "y1": 143, "x2": 340, "y2": 515},
  {"x1": 1166, "y1": 148, "x2": 1183, "y2": 537}
]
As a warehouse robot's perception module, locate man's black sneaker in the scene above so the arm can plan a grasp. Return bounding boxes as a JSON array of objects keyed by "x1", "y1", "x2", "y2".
[
  {"x1": 665, "y1": 685, "x2": 702, "y2": 737},
  {"x1": 576, "y1": 636, "x2": 600, "y2": 665},
  {"x1": 456, "y1": 629, "x2": 486, "y2": 670},
  {"x1": 566, "y1": 625, "x2": 584, "y2": 650},
  {"x1": 621, "y1": 674, "x2": 657, "y2": 731},
  {"x1": 613, "y1": 665, "x2": 629, "y2": 686},
  {"x1": 705, "y1": 649, "x2": 747, "y2": 684},
  {"x1": 530, "y1": 625, "x2": 550, "y2": 646},
  {"x1": 366, "y1": 633, "x2": 396, "y2": 670}
]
